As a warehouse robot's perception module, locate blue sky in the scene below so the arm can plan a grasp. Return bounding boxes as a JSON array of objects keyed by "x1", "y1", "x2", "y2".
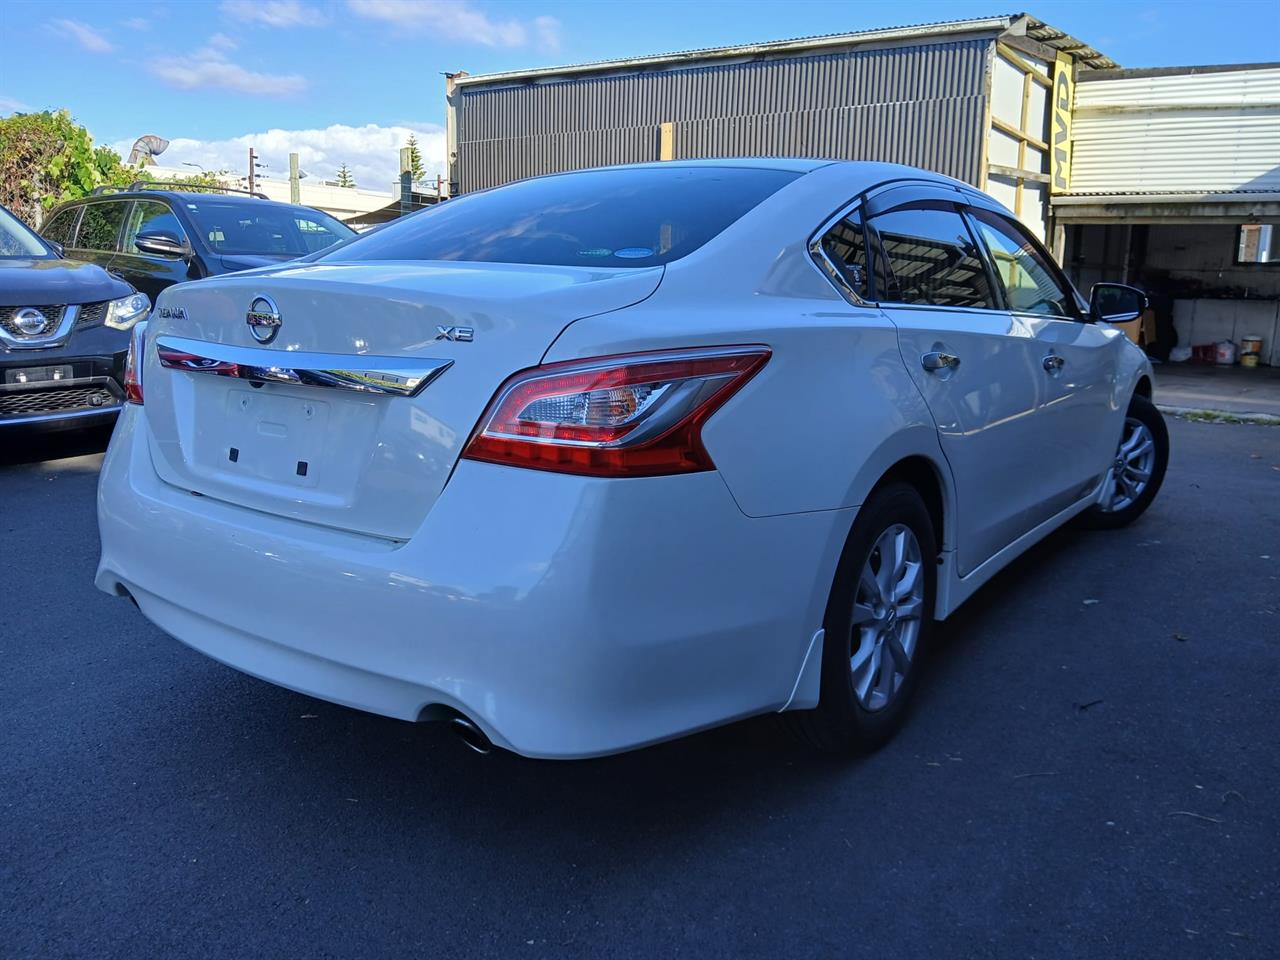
[{"x1": 1, "y1": 0, "x2": 1277, "y2": 190}]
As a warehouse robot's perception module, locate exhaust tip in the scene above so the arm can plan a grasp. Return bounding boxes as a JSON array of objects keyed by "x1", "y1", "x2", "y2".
[{"x1": 449, "y1": 716, "x2": 493, "y2": 755}]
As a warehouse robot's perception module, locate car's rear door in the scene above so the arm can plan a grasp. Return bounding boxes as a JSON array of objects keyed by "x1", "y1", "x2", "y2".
[
  {"x1": 865, "y1": 185, "x2": 1047, "y2": 576},
  {"x1": 68, "y1": 199, "x2": 128, "y2": 274},
  {"x1": 963, "y1": 202, "x2": 1129, "y2": 523}
]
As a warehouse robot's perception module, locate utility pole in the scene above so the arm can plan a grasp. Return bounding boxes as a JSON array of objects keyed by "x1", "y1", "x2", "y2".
[
  {"x1": 399, "y1": 147, "x2": 412, "y2": 218},
  {"x1": 289, "y1": 152, "x2": 300, "y2": 205},
  {"x1": 248, "y1": 146, "x2": 257, "y2": 196}
]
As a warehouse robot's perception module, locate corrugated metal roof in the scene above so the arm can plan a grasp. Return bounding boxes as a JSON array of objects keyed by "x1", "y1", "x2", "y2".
[{"x1": 453, "y1": 12, "x2": 1115, "y2": 89}]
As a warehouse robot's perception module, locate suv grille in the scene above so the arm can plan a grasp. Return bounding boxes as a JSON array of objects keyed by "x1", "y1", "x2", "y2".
[
  {"x1": 0, "y1": 305, "x2": 68, "y2": 339},
  {"x1": 0, "y1": 385, "x2": 119, "y2": 418},
  {"x1": 76, "y1": 301, "x2": 110, "y2": 327}
]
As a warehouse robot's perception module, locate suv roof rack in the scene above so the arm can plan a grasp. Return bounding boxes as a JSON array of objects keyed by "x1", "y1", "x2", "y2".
[
  {"x1": 85, "y1": 182, "x2": 269, "y2": 199},
  {"x1": 127, "y1": 181, "x2": 270, "y2": 199}
]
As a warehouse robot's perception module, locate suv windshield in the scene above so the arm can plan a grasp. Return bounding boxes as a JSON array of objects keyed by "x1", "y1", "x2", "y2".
[
  {"x1": 0, "y1": 206, "x2": 52, "y2": 258},
  {"x1": 318, "y1": 166, "x2": 802, "y2": 268},
  {"x1": 181, "y1": 200, "x2": 354, "y2": 257}
]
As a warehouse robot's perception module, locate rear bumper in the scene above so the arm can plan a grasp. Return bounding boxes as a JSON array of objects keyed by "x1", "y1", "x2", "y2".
[{"x1": 96, "y1": 406, "x2": 850, "y2": 758}]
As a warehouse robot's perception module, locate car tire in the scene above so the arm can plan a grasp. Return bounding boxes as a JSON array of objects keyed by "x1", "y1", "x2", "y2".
[
  {"x1": 785, "y1": 481, "x2": 937, "y2": 753},
  {"x1": 1082, "y1": 394, "x2": 1168, "y2": 530}
]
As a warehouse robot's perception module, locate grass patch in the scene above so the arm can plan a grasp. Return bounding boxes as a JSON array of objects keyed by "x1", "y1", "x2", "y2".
[{"x1": 1175, "y1": 409, "x2": 1280, "y2": 426}]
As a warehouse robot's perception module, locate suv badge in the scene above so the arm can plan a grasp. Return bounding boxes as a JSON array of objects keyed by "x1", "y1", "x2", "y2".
[
  {"x1": 159, "y1": 306, "x2": 188, "y2": 321},
  {"x1": 435, "y1": 325, "x2": 474, "y2": 342},
  {"x1": 246, "y1": 295, "x2": 281, "y2": 344},
  {"x1": 14, "y1": 308, "x2": 49, "y2": 336}
]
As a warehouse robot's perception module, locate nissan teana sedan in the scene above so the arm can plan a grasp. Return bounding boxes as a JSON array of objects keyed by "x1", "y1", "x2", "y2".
[{"x1": 96, "y1": 160, "x2": 1168, "y2": 758}]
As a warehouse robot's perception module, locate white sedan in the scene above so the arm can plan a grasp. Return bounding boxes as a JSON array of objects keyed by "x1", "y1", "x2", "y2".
[{"x1": 96, "y1": 160, "x2": 1167, "y2": 758}]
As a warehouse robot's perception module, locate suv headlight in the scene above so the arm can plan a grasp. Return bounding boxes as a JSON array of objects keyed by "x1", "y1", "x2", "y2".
[{"x1": 104, "y1": 292, "x2": 151, "y2": 331}]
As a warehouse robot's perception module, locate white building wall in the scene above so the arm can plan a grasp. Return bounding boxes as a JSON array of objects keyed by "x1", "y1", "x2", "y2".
[
  {"x1": 1071, "y1": 67, "x2": 1280, "y2": 194},
  {"x1": 143, "y1": 165, "x2": 395, "y2": 222}
]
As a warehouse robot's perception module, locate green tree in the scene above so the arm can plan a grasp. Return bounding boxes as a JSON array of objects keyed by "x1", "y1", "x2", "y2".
[
  {"x1": 405, "y1": 134, "x2": 425, "y2": 184},
  {"x1": 0, "y1": 109, "x2": 138, "y2": 227},
  {"x1": 336, "y1": 163, "x2": 356, "y2": 188},
  {"x1": 149, "y1": 169, "x2": 232, "y2": 192}
]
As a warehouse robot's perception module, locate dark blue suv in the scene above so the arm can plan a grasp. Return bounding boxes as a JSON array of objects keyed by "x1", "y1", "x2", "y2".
[{"x1": 39, "y1": 183, "x2": 355, "y2": 304}]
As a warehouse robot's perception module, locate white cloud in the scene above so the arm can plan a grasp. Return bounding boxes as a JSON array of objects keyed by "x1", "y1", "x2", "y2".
[
  {"x1": 0, "y1": 95, "x2": 30, "y2": 114},
  {"x1": 122, "y1": 17, "x2": 149, "y2": 31},
  {"x1": 112, "y1": 122, "x2": 446, "y2": 193},
  {"x1": 220, "y1": 0, "x2": 328, "y2": 28},
  {"x1": 149, "y1": 37, "x2": 306, "y2": 96},
  {"x1": 533, "y1": 15, "x2": 561, "y2": 54},
  {"x1": 51, "y1": 18, "x2": 115, "y2": 53},
  {"x1": 347, "y1": 0, "x2": 560, "y2": 50}
]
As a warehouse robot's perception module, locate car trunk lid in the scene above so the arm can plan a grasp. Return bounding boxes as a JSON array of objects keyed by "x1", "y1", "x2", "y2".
[{"x1": 142, "y1": 260, "x2": 662, "y2": 539}]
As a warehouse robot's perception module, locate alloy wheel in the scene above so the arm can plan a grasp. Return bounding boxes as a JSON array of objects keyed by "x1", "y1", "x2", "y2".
[
  {"x1": 1100, "y1": 417, "x2": 1156, "y2": 512},
  {"x1": 850, "y1": 524, "x2": 925, "y2": 711}
]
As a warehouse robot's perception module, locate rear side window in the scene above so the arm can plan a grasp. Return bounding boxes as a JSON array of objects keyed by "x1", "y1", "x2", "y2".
[
  {"x1": 41, "y1": 207, "x2": 80, "y2": 246},
  {"x1": 819, "y1": 209, "x2": 870, "y2": 300},
  {"x1": 870, "y1": 205, "x2": 995, "y2": 309},
  {"x1": 78, "y1": 201, "x2": 128, "y2": 251},
  {"x1": 968, "y1": 208, "x2": 1079, "y2": 319},
  {"x1": 321, "y1": 166, "x2": 802, "y2": 268}
]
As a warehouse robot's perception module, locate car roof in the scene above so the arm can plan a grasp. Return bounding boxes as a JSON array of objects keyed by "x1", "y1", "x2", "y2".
[
  {"x1": 58, "y1": 190, "x2": 326, "y2": 216},
  {"x1": 505, "y1": 157, "x2": 971, "y2": 193}
]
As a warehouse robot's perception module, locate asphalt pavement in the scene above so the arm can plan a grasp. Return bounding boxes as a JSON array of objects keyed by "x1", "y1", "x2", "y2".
[{"x1": 2, "y1": 417, "x2": 1278, "y2": 959}]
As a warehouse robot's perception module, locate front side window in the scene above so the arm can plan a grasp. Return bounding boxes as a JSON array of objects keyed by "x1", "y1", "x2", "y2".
[
  {"x1": 292, "y1": 213, "x2": 349, "y2": 254},
  {"x1": 969, "y1": 208, "x2": 1078, "y2": 318},
  {"x1": 0, "y1": 206, "x2": 52, "y2": 258},
  {"x1": 870, "y1": 205, "x2": 995, "y2": 309},
  {"x1": 181, "y1": 200, "x2": 353, "y2": 257},
  {"x1": 40, "y1": 207, "x2": 81, "y2": 247},
  {"x1": 819, "y1": 209, "x2": 869, "y2": 300},
  {"x1": 78, "y1": 201, "x2": 128, "y2": 251},
  {"x1": 319, "y1": 166, "x2": 801, "y2": 268},
  {"x1": 123, "y1": 200, "x2": 189, "y2": 254}
]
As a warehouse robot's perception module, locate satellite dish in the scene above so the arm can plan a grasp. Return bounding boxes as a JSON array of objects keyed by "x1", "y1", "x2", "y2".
[{"x1": 127, "y1": 135, "x2": 170, "y2": 166}]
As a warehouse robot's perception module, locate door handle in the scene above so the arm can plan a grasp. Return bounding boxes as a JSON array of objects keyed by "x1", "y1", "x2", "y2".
[
  {"x1": 921, "y1": 352, "x2": 960, "y2": 373},
  {"x1": 1042, "y1": 354, "x2": 1066, "y2": 373}
]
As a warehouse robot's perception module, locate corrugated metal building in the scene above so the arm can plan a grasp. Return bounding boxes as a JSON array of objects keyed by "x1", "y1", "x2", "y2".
[
  {"x1": 447, "y1": 14, "x2": 1280, "y2": 366},
  {"x1": 446, "y1": 14, "x2": 1113, "y2": 239},
  {"x1": 1054, "y1": 64, "x2": 1280, "y2": 365}
]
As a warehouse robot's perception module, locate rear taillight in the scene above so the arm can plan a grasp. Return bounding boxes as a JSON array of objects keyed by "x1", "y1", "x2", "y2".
[
  {"x1": 124, "y1": 321, "x2": 147, "y2": 404},
  {"x1": 462, "y1": 346, "x2": 770, "y2": 477}
]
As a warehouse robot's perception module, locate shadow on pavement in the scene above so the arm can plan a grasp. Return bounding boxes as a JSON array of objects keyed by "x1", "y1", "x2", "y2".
[{"x1": 0, "y1": 424, "x2": 114, "y2": 469}]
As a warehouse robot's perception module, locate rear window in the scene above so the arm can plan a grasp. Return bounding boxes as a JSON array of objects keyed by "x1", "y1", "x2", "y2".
[{"x1": 320, "y1": 166, "x2": 802, "y2": 268}]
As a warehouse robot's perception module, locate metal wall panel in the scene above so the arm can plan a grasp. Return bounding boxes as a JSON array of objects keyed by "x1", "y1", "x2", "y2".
[
  {"x1": 455, "y1": 39, "x2": 990, "y2": 192},
  {"x1": 1070, "y1": 67, "x2": 1280, "y2": 194}
]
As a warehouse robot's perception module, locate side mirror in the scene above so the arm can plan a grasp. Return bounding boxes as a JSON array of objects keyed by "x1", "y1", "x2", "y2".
[
  {"x1": 47, "y1": 240, "x2": 65, "y2": 258},
  {"x1": 134, "y1": 231, "x2": 189, "y2": 259},
  {"x1": 1090, "y1": 282, "x2": 1148, "y2": 324}
]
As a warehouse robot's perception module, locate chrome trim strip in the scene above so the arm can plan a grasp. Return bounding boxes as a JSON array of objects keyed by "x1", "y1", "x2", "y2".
[
  {"x1": 0, "y1": 404, "x2": 122, "y2": 426},
  {"x1": 0, "y1": 304, "x2": 80, "y2": 350},
  {"x1": 154, "y1": 335, "x2": 453, "y2": 398}
]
